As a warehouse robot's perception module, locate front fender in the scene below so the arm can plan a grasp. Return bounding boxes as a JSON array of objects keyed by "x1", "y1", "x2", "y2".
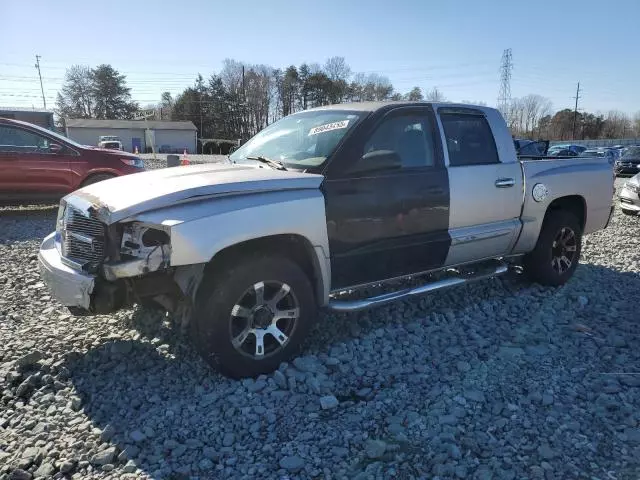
[{"x1": 133, "y1": 189, "x2": 332, "y2": 305}]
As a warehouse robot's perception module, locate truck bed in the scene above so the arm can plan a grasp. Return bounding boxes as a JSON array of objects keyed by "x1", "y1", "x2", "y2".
[{"x1": 513, "y1": 156, "x2": 614, "y2": 254}]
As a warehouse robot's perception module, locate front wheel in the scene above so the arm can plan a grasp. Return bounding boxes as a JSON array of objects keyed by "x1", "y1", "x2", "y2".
[
  {"x1": 524, "y1": 210, "x2": 582, "y2": 286},
  {"x1": 191, "y1": 255, "x2": 317, "y2": 378}
]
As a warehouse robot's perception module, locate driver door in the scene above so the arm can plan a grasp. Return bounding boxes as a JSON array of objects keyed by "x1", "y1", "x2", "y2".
[
  {"x1": 323, "y1": 106, "x2": 450, "y2": 289},
  {"x1": 0, "y1": 124, "x2": 73, "y2": 198}
]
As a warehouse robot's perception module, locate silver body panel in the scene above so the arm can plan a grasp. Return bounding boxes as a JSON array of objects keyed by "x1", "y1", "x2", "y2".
[
  {"x1": 512, "y1": 157, "x2": 614, "y2": 254},
  {"x1": 64, "y1": 162, "x2": 324, "y2": 224},
  {"x1": 445, "y1": 163, "x2": 523, "y2": 265},
  {"x1": 135, "y1": 189, "x2": 332, "y2": 305},
  {"x1": 442, "y1": 105, "x2": 522, "y2": 265}
]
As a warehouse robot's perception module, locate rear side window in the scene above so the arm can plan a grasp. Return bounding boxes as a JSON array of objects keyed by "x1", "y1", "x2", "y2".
[
  {"x1": 0, "y1": 125, "x2": 49, "y2": 153},
  {"x1": 440, "y1": 113, "x2": 499, "y2": 166}
]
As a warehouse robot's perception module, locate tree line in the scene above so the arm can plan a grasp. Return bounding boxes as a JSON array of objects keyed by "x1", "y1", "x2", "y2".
[
  {"x1": 163, "y1": 57, "x2": 445, "y2": 141},
  {"x1": 504, "y1": 95, "x2": 640, "y2": 141},
  {"x1": 55, "y1": 58, "x2": 640, "y2": 142}
]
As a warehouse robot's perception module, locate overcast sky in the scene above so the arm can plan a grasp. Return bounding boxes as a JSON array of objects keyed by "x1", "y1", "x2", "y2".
[{"x1": 1, "y1": 0, "x2": 638, "y2": 116}]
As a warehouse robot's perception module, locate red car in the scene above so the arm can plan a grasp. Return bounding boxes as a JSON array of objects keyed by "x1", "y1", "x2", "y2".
[{"x1": 0, "y1": 118, "x2": 145, "y2": 204}]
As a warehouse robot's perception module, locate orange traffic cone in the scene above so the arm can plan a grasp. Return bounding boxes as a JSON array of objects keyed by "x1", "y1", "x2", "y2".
[{"x1": 181, "y1": 149, "x2": 190, "y2": 166}]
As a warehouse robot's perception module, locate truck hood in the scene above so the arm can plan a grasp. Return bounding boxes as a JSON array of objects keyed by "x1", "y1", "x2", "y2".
[{"x1": 64, "y1": 163, "x2": 324, "y2": 224}]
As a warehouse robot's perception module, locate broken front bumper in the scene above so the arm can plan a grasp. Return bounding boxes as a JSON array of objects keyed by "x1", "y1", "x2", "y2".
[{"x1": 38, "y1": 232, "x2": 95, "y2": 309}]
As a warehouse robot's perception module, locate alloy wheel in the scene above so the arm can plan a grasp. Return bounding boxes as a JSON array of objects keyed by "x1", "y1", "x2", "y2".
[{"x1": 229, "y1": 281, "x2": 300, "y2": 359}]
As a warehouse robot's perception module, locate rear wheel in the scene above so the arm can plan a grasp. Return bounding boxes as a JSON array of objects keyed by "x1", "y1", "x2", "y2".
[
  {"x1": 191, "y1": 254, "x2": 317, "y2": 378},
  {"x1": 524, "y1": 210, "x2": 582, "y2": 286},
  {"x1": 81, "y1": 173, "x2": 115, "y2": 187}
]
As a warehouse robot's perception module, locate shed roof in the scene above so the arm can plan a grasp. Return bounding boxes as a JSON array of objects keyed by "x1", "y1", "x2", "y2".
[{"x1": 65, "y1": 119, "x2": 197, "y2": 130}]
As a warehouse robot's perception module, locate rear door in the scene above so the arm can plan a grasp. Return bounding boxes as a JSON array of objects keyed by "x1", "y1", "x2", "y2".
[
  {"x1": 0, "y1": 124, "x2": 74, "y2": 199},
  {"x1": 437, "y1": 107, "x2": 523, "y2": 266},
  {"x1": 324, "y1": 106, "x2": 450, "y2": 289}
]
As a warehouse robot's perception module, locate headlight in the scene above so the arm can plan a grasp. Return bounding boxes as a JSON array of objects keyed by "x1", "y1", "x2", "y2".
[
  {"x1": 120, "y1": 157, "x2": 144, "y2": 168},
  {"x1": 55, "y1": 200, "x2": 66, "y2": 234}
]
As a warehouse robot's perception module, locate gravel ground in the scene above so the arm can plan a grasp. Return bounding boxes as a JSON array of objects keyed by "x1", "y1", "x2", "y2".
[{"x1": 1, "y1": 179, "x2": 639, "y2": 480}]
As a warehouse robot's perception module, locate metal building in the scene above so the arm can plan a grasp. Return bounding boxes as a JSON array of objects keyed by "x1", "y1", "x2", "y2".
[
  {"x1": 0, "y1": 107, "x2": 55, "y2": 129},
  {"x1": 64, "y1": 119, "x2": 197, "y2": 153}
]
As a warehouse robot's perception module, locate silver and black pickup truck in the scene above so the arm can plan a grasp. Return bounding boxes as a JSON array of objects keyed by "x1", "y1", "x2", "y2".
[{"x1": 38, "y1": 102, "x2": 615, "y2": 378}]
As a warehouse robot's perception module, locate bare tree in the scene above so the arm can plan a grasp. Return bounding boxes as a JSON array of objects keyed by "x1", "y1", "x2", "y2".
[
  {"x1": 323, "y1": 56, "x2": 351, "y2": 82},
  {"x1": 424, "y1": 87, "x2": 445, "y2": 102},
  {"x1": 603, "y1": 110, "x2": 631, "y2": 138},
  {"x1": 520, "y1": 94, "x2": 553, "y2": 138},
  {"x1": 55, "y1": 65, "x2": 95, "y2": 118},
  {"x1": 634, "y1": 111, "x2": 640, "y2": 137}
]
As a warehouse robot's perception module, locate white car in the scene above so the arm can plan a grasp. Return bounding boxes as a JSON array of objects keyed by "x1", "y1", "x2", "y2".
[{"x1": 619, "y1": 173, "x2": 640, "y2": 215}]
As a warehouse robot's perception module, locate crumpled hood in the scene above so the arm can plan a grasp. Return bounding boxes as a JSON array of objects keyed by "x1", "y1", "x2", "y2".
[{"x1": 64, "y1": 163, "x2": 324, "y2": 224}]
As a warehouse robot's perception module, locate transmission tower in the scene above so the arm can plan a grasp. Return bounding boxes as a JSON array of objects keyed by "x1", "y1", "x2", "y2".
[{"x1": 498, "y1": 48, "x2": 513, "y2": 115}]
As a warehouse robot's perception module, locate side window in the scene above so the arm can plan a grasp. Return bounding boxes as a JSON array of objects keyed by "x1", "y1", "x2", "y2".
[
  {"x1": 0, "y1": 126, "x2": 49, "y2": 153},
  {"x1": 363, "y1": 114, "x2": 436, "y2": 169},
  {"x1": 440, "y1": 113, "x2": 499, "y2": 166}
]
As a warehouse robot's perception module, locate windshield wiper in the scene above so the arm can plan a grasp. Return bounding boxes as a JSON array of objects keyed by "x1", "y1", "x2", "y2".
[{"x1": 245, "y1": 156, "x2": 287, "y2": 171}]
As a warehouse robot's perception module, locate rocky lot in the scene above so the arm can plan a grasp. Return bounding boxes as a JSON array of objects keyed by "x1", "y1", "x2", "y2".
[{"x1": 0, "y1": 176, "x2": 639, "y2": 479}]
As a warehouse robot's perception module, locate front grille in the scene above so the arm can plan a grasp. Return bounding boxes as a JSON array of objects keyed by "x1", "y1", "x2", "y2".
[{"x1": 62, "y1": 206, "x2": 106, "y2": 268}]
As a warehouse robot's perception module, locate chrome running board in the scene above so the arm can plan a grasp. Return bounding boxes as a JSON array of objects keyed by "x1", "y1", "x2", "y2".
[{"x1": 327, "y1": 261, "x2": 509, "y2": 313}]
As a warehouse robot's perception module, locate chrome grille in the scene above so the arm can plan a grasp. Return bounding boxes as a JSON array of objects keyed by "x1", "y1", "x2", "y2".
[{"x1": 61, "y1": 206, "x2": 106, "y2": 267}]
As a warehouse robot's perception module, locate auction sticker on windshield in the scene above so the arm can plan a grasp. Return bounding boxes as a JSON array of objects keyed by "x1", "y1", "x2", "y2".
[{"x1": 308, "y1": 120, "x2": 349, "y2": 136}]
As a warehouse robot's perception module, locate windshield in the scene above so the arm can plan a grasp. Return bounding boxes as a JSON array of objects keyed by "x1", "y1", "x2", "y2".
[
  {"x1": 622, "y1": 146, "x2": 640, "y2": 157},
  {"x1": 229, "y1": 110, "x2": 366, "y2": 168}
]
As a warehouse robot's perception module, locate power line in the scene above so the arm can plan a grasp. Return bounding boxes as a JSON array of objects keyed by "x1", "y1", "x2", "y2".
[
  {"x1": 498, "y1": 48, "x2": 513, "y2": 113},
  {"x1": 34, "y1": 55, "x2": 46, "y2": 109}
]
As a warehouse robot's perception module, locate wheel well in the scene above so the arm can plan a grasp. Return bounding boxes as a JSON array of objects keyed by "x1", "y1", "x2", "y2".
[
  {"x1": 80, "y1": 172, "x2": 116, "y2": 187},
  {"x1": 204, "y1": 235, "x2": 323, "y2": 302},
  {"x1": 545, "y1": 195, "x2": 586, "y2": 230}
]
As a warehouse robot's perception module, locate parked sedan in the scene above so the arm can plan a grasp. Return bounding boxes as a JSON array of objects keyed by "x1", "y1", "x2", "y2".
[
  {"x1": 0, "y1": 118, "x2": 145, "y2": 204},
  {"x1": 579, "y1": 148, "x2": 616, "y2": 165},
  {"x1": 549, "y1": 144, "x2": 586, "y2": 155},
  {"x1": 619, "y1": 172, "x2": 640, "y2": 215},
  {"x1": 614, "y1": 146, "x2": 640, "y2": 175}
]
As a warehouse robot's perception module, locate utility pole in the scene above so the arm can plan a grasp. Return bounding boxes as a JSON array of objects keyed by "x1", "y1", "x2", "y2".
[
  {"x1": 572, "y1": 82, "x2": 581, "y2": 140},
  {"x1": 34, "y1": 55, "x2": 46, "y2": 109},
  {"x1": 241, "y1": 65, "x2": 246, "y2": 139}
]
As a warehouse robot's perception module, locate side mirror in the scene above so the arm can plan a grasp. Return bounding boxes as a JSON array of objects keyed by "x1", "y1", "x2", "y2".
[
  {"x1": 347, "y1": 149, "x2": 402, "y2": 175},
  {"x1": 49, "y1": 143, "x2": 63, "y2": 153}
]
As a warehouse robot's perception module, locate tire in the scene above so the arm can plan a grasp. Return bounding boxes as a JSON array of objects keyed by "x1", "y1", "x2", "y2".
[
  {"x1": 621, "y1": 208, "x2": 637, "y2": 216},
  {"x1": 81, "y1": 173, "x2": 115, "y2": 187},
  {"x1": 191, "y1": 254, "x2": 317, "y2": 378},
  {"x1": 523, "y1": 210, "x2": 582, "y2": 286}
]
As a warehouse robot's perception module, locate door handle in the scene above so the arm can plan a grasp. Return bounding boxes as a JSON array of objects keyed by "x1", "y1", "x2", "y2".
[{"x1": 495, "y1": 178, "x2": 515, "y2": 188}]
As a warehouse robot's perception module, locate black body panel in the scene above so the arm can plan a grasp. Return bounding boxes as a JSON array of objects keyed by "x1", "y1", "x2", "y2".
[{"x1": 322, "y1": 105, "x2": 451, "y2": 289}]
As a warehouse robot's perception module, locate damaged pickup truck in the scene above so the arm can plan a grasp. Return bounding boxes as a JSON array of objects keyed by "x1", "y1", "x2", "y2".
[{"x1": 39, "y1": 102, "x2": 615, "y2": 378}]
